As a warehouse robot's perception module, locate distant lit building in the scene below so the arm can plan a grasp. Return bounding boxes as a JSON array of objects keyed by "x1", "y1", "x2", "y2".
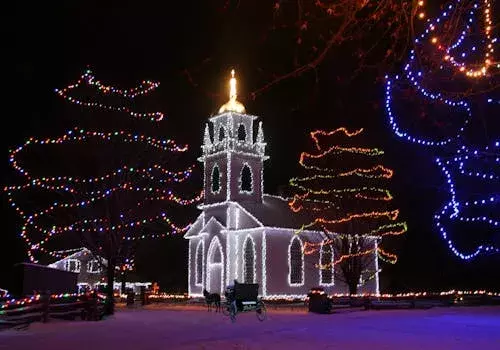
[
  {"x1": 48, "y1": 248, "x2": 152, "y2": 293},
  {"x1": 48, "y1": 248, "x2": 105, "y2": 288}
]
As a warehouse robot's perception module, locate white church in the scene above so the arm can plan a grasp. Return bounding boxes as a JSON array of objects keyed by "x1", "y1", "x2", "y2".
[{"x1": 184, "y1": 71, "x2": 380, "y2": 298}]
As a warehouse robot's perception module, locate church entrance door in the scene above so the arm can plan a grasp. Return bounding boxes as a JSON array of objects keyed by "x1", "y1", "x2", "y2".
[{"x1": 207, "y1": 236, "x2": 224, "y2": 294}]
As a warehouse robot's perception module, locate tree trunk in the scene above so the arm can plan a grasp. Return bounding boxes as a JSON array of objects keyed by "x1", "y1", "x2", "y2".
[
  {"x1": 348, "y1": 282, "x2": 358, "y2": 296},
  {"x1": 105, "y1": 257, "x2": 116, "y2": 315},
  {"x1": 121, "y1": 271, "x2": 126, "y2": 293}
]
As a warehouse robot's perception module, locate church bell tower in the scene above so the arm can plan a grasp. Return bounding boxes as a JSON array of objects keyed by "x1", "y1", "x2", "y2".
[{"x1": 199, "y1": 70, "x2": 268, "y2": 205}]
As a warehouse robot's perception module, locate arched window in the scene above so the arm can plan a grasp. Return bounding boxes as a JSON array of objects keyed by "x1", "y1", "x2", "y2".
[
  {"x1": 64, "y1": 259, "x2": 81, "y2": 273},
  {"x1": 289, "y1": 237, "x2": 304, "y2": 285},
  {"x1": 237, "y1": 124, "x2": 246, "y2": 141},
  {"x1": 240, "y1": 164, "x2": 252, "y2": 193},
  {"x1": 195, "y1": 240, "x2": 204, "y2": 286},
  {"x1": 87, "y1": 259, "x2": 101, "y2": 274},
  {"x1": 211, "y1": 165, "x2": 220, "y2": 193},
  {"x1": 243, "y1": 236, "x2": 255, "y2": 283},
  {"x1": 320, "y1": 241, "x2": 334, "y2": 285},
  {"x1": 218, "y1": 127, "x2": 225, "y2": 141}
]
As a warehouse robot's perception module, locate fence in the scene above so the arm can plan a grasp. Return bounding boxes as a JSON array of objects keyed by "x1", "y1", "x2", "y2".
[
  {"x1": 0, "y1": 293, "x2": 105, "y2": 330},
  {"x1": 145, "y1": 290, "x2": 500, "y2": 312}
]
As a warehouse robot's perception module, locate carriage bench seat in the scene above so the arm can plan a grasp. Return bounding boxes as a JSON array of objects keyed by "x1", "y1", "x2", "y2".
[{"x1": 233, "y1": 283, "x2": 259, "y2": 301}]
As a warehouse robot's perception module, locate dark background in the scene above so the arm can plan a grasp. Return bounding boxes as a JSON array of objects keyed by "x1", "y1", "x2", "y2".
[{"x1": 2, "y1": 0, "x2": 499, "y2": 293}]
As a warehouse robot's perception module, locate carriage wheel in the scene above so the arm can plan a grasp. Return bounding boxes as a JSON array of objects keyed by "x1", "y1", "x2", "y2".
[
  {"x1": 256, "y1": 300, "x2": 267, "y2": 321},
  {"x1": 229, "y1": 302, "x2": 237, "y2": 323}
]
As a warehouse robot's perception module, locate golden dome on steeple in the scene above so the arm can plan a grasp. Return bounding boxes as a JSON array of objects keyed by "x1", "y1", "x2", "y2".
[{"x1": 218, "y1": 69, "x2": 246, "y2": 114}]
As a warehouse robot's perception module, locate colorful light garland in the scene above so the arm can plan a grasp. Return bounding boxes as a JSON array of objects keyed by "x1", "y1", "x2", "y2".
[
  {"x1": 55, "y1": 69, "x2": 164, "y2": 121},
  {"x1": 0, "y1": 292, "x2": 88, "y2": 313},
  {"x1": 4, "y1": 289, "x2": 499, "y2": 306}
]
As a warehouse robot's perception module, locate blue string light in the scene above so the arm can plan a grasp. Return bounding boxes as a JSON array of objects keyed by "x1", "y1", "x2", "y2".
[
  {"x1": 384, "y1": 75, "x2": 471, "y2": 146},
  {"x1": 434, "y1": 141, "x2": 500, "y2": 259}
]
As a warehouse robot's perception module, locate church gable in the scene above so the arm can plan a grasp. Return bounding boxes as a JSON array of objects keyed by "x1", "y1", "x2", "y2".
[
  {"x1": 199, "y1": 216, "x2": 226, "y2": 236},
  {"x1": 184, "y1": 214, "x2": 204, "y2": 239}
]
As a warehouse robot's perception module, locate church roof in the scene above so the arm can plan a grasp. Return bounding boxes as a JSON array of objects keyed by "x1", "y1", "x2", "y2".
[
  {"x1": 184, "y1": 195, "x2": 319, "y2": 239},
  {"x1": 48, "y1": 247, "x2": 107, "y2": 267},
  {"x1": 239, "y1": 195, "x2": 316, "y2": 231}
]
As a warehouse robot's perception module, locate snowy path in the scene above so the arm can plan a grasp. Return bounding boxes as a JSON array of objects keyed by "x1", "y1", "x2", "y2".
[{"x1": 1, "y1": 306, "x2": 499, "y2": 349}]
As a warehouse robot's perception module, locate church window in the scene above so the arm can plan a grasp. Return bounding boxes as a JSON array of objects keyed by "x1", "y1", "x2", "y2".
[
  {"x1": 240, "y1": 164, "x2": 252, "y2": 193},
  {"x1": 211, "y1": 165, "x2": 220, "y2": 193},
  {"x1": 64, "y1": 259, "x2": 81, "y2": 273},
  {"x1": 218, "y1": 126, "x2": 225, "y2": 141},
  {"x1": 237, "y1": 124, "x2": 246, "y2": 141},
  {"x1": 243, "y1": 236, "x2": 255, "y2": 283},
  {"x1": 289, "y1": 237, "x2": 304, "y2": 285},
  {"x1": 195, "y1": 240, "x2": 204, "y2": 285},
  {"x1": 320, "y1": 241, "x2": 334, "y2": 285}
]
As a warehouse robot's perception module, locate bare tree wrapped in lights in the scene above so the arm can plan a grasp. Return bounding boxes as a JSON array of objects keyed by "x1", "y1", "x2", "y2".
[
  {"x1": 247, "y1": 0, "x2": 423, "y2": 97},
  {"x1": 385, "y1": 0, "x2": 500, "y2": 260},
  {"x1": 289, "y1": 128, "x2": 407, "y2": 294},
  {"x1": 5, "y1": 69, "x2": 202, "y2": 314},
  {"x1": 182, "y1": 0, "x2": 424, "y2": 99}
]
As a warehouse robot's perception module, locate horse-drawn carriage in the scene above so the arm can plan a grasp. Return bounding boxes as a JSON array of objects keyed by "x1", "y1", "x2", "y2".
[{"x1": 223, "y1": 281, "x2": 266, "y2": 322}]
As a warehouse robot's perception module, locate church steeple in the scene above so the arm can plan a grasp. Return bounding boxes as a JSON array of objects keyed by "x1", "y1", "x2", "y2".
[{"x1": 199, "y1": 70, "x2": 268, "y2": 205}]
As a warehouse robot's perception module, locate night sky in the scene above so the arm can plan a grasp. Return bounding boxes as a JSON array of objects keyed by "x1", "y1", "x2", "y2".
[{"x1": 2, "y1": 0, "x2": 499, "y2": 293}]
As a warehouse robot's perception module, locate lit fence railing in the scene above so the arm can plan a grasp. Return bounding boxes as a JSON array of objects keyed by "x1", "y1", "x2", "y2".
[{"x1": 0, "y1": 293, "x2": 106, "y2": 329}]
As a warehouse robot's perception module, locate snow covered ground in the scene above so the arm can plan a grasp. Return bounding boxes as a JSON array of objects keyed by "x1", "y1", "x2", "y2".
[{"x1": 1, "y1": 306, "x2": 499, "y2": 350}]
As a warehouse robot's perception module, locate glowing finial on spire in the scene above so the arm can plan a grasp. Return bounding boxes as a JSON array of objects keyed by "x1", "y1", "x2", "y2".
[
  {"x1": 218, "y1": 69, "x2": 246, "y2": 114},
  {"x1": 229, "y1": 69, "x2": 237, "y2": 101}
]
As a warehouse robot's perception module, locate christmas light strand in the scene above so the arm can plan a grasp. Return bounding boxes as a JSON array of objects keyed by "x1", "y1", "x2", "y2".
[
  {"x1": 55, "y1": 69, "x2": 164, "y2": 121},
  {"x1": 385, "y1": 76, "x2": 472, "y2": 147},
  {"x1": 314, "y1": 245, "x2": 400, "y2": 271},
  {"x1": 434, "y1": 141, "x2": 500, "y2": 260},
  {"x1": 434, "y1": 0, "x2": 496, "y2": 78},
  {"x1": 0, "y1": 293, "x2": 85, "y2": 311}
]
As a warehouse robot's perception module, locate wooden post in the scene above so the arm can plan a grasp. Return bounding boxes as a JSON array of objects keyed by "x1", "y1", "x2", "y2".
[
  {"x1": 41, "y1": 292, "x2": 50, "y2": 323},
  {"x1": 90, "y1": 291, "x2": 98, "y2": 321}
]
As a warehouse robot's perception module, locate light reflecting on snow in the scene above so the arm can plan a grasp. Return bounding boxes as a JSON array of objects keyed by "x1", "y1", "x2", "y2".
[{"x1": 1, "y1": 306, "x2": 499, "y2": 350}]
